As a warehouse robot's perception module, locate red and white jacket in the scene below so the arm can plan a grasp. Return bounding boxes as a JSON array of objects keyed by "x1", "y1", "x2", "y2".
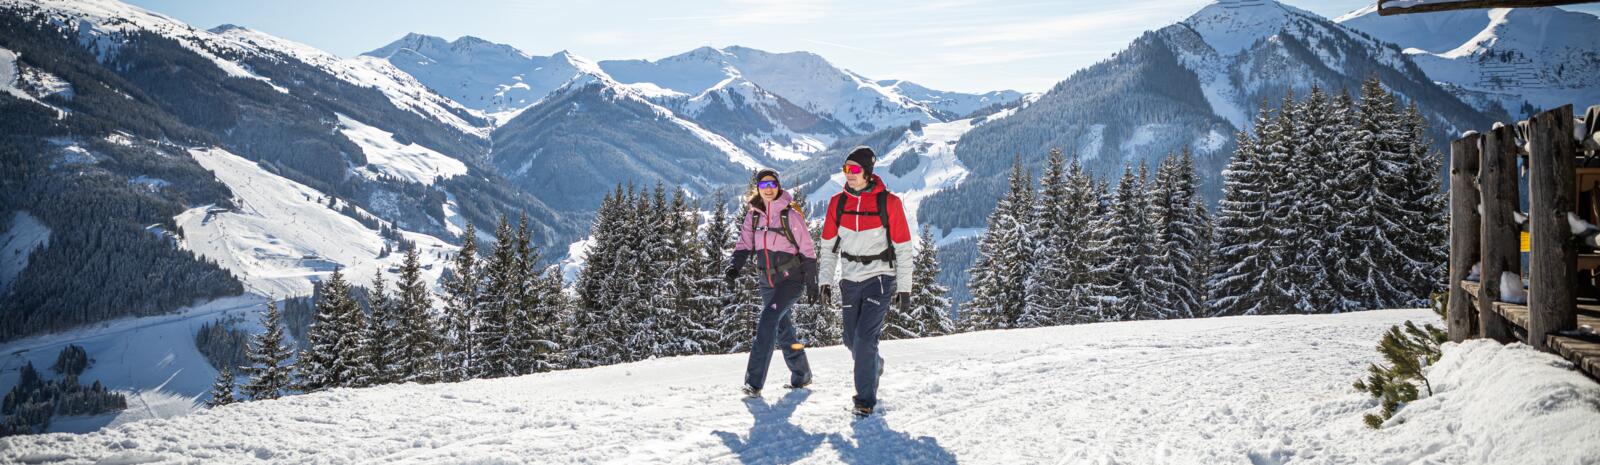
[{"x1": 818, "y1": 174, "x2": 914, "y2": 293}]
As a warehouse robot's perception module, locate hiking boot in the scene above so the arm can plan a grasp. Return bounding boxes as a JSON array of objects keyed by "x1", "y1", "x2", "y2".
[
  {"x1": 784, "y1": 375, "x2": 812, "y2": 389},
  {"x1": 741, "y1": 385, "x2": 761, "y2": 398}
]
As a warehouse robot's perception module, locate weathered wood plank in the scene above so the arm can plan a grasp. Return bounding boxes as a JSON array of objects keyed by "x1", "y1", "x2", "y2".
[
  {"x1": 1448, "y1": 135, "x2": 1482, "y2": 341},
  {"x1": 1527, "y1": 105, "x2": 1579, "y2": 352},
  {"x1": 1378, "y1": 0, "x2": 1600, "y2": 16},
  {"x1": 1480, "y1": 125, "x2": 1520, "y2": 343},
  {"x1": 1549, "y1": 335, "x2": 1600, "y2": 382}
]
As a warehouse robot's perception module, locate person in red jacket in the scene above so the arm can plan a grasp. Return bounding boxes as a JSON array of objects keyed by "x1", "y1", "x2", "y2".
[{"x1": 817, "y1": 146, "x2": 913, "y2": 418}]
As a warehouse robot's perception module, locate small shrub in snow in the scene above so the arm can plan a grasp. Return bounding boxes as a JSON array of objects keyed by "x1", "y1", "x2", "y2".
[{"x1": 1352, "y1": 292, "x2": 1448, "y2": 428}]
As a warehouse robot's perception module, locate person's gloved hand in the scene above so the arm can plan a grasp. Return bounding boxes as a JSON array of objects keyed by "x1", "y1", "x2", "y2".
[
  {"x1": 807, "y1": 282, "x2": 821, "y2": 304},
  {"x1": 820, "y1": 285, "x2": 832, "y2": 304},
  {"x1": 892, "y1": 291, "x2": 911, "y2": 313},
  {"x1": 725, "y1": 250, "x2": 750, "y2": 287}
]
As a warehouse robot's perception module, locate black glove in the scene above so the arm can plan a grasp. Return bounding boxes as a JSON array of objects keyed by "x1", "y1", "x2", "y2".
[
  {"x1": 807, "y1": 282, "x2": 821, "y2": 304},
  {"x1": 893, "y1": 292, "x2": 910, "y2": 313},
  {"x1": 725, "y1": 250, "x2": 750, "y2": 287},
  {"x1": 821, "y1": 284, "x2": 832, "y2": 304}
]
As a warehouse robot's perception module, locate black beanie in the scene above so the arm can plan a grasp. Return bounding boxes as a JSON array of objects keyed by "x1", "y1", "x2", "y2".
[{"x1": 846, "y1": 146, "x2": 876, "y2": 178}]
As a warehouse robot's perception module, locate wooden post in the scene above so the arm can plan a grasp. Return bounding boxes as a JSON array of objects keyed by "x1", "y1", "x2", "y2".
[
  {"x1": 1527, "y1": 104, "x2": 1578, "y2": 352},
  {"x1": 1448, "y1": 134, "x2": 1481, "y2": 342},
  {"x1": 1480, "y1": 126, "x2": 1519, "y2": 343}
]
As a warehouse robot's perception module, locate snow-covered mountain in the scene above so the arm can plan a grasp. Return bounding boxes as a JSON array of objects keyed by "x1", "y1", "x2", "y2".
[
  {"x1": 6, "y1": 309, "x2": 1597, "y2": 464},
  {"x1": 600, "y1": 46, "x2": 987, "y2": 135},
  {"x1": 363, "y1": 34, "x2": 592, "y2": 124},
  {"x1": 928, "y1": 0, "x2": 1494, "y2": 234},
  {"x1": 1338, "y1": 5, "x2": 1600, "y2": 118}
]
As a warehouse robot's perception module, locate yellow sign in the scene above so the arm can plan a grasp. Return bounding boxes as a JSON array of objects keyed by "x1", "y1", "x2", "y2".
[{"x1": 1520, "y1": 231, "x2": 1530, "y2": 252}]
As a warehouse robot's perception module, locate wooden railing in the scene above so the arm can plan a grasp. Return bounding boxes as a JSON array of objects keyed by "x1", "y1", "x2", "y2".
[{"x1": 1448, "y1": 104, "x2": 1600, "y2": 381}]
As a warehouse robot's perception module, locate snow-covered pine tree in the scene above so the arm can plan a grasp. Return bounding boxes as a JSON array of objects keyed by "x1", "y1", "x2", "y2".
[
  {"x1": 362, "y1": 268, "x2": 398, "y2": 386},
  {"x1": 394, "y1": 247, "x2": 439, "y2": 383},
  {"x1": 1210, "y1": 104, "x2": 1288, "y2": 317},
  {"x1": 1336, "y1": 78, "x2": 1415, "y2": 309},
  {"x1": 1106, "y1": 163, "x2": 1170, "y2": 321},
  {"x1": 719, "y1": 196, "x2": 761, "y2": 352},
  {"x1": 508, "y1": 216, "x2": 559, "y2": 375},
  {"x1": 441, "y1": 222, "x2": 481, "y2": 381},
  {"x1": 1020, "y1": 148, "x2": 1073, "y2": 328},
  {"x1": 473, "y1": 216, "x2": 517, "y2": 379},
  {"x1": 901, "y1": 228, "x2": 954, "y2": 338},
  {"x1": 1293, "y1": 86, "x2": 1346, "y2": 312},
  {"x1": 1150, "y1": 149, "x2": 1209, "y2": 319},
  {"x1": 242, "y1": 300, "x2": 293, "y2": 400},
  {"x1": 206, "y1": 366, "x2": 236, "y2": 407},
  {"x1": 533, "y1": 264, "x2": 568, "y2": 372},
  {"x1": 571, "y1": 186, "x2": 626, "y2": 368},
  {"x1": 963, "y1": 157, "x2": 1034, "y2": 330},
  {"x1": 647, "y1": 188, "x2": 707, "y2": 357},
  {"x1": 1067, "y1": 160, "x2": 1118, "y2": 324},
  {"x1": 1260, "y1": 93, "x2": 1315, "y2": 315},
  {"x1": 620, "y1": 185, "x2": 670, "y2": 362},
  {"x1": 298, "y1": 267, "x2": 363, "y2": 392},
  {"x1": 691, "y1": 195, "x2": 736, "y2": 352},
  {"x1": 1396, "y1": 101, "x2": 1447, "y2": 305}
]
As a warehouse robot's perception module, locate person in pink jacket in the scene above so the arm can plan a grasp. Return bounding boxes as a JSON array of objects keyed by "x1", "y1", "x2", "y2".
[{"x1": 726, "y1": 169, "x2": 819, "y2": 398}]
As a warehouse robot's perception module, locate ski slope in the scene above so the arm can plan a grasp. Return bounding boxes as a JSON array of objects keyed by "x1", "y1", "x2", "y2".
[{"x1": 6, "y1": 309, "x2": 1595, "y2": 464}]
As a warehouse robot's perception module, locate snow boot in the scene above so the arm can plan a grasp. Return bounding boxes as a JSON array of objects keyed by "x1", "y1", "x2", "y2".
[
  {"x1": 742, "y1": 385, "x2": 761, "y2": 399},
  {"x1": 784, "y1": 375, "x2": 812, "y2": 390}
]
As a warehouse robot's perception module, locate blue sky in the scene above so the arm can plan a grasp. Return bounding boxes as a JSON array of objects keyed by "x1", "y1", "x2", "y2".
[{"x1": 125, "y1": 0, "x2": 1600, "y2": 94}]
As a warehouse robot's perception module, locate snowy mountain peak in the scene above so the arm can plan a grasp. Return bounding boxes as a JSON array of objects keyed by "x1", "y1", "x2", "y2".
[{"x1": 1183, "y1": 0, "x2": 1318, "y2": 55}]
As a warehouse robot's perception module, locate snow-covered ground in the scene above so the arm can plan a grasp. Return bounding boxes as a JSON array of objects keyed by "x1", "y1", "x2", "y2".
[
  {"x1": 338, "y1": 114, "x2": 468, "y2": 186},
  {"x1": 6, "y1": 309, "x2": 1594, "y2": 464},
  {"x1": 0, "y1": 210, "x2": 50, "y2": 292},
  {"x1": 174, "y1": 147, "x2": 457, "y2": 299},
  {"x1": 0, "y1": 295, "x2": 268, "y2": 434}
]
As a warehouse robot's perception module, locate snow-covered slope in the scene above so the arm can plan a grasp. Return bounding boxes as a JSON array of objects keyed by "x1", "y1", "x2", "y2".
[
  {"x1": 207, "y1": 25, "x2": 490, "y2": 138},
  {"x1": 174, "y1": 147, "x2": 457, "y2": 299},
  {"x1": 0, "y1": 46, "x2": 69, "y2": 117},
  {"x1": 1339, "y1": 5, "x2": 1600, "y2": 117},
  {"x1": 338, "y1": 114, "x2": 468, "y2": 185},
  {"x1": 5, "y1": 309, "x2": 1595, "y2": 463},
  {"x1": 0, "y1": 211, "x2": 50, "y2": 292},
  {"x1": 804, "y1": 103, "x2": 1027, "y2": 240}
]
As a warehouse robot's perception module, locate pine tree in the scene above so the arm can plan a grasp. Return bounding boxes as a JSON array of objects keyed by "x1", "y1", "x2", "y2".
[
  {"x1": 474, "y1": 217, "x2": 517, "y2": 379},
  {"x1": 692, "y1": 195, "x2": 737, "y2": 352},
  {"x1": 571, "y1": 186, "x2": 627, "y2": 367},
  {"x1": 507, "y1": 215, "x2": 561, "y2": 375},
  {"x1": 242, "y1": 301, "x2": 293, "y2": 400},
  {"x1": 1150, "y1": 149, "x2": 1210, "y2": 319},
  {"x1": 1210, "y1": 103, "x2": 1293, "y2": 317},
  {"x1": 206, "y1": 366, "x2": 236, "y2": 407},
  {"x1": 1336, "y1": 78, "x2": 1415, "y2": 309},
  {"x1": 363, "y1": 269, "x2": 398, "y2": 386},
  {"x1": 393, "y1": 248, "x2": 439, "y2": 383},
  {"x1": 1107, "y1": 163, "x2": 1170, "y2": 321},
  {"x1": 1067, "y1": 161, "x2": 1118, "y2": 324},
  {"x1": 442, "y1": 223, "x2": 481, "y2": 381},
  {"x1": 1020, "y1": 148, "x2": 1073, "y2": 327},
  {"x1": 964, "y1": 158, "x2": 1034, "y2": 330},
  {"x1": 896, "y1": 229, "x2": 954, "y2": 338},
  {"x1": 1397, "y1": 101, "x2": 1448, "y2": 304},
  {"x1": 299, "y1": 267, "x2": 363, "y2": 392},
  {"x1": 1294, "y1": 86, "x2": 1346, "y2": 312}
]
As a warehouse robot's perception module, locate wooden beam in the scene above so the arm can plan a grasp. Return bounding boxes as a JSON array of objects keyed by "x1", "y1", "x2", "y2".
[
  {"x1": 1378, "y1": 0, "x2": 1600, "y2": 16},
  {"x1": 1527, "y1": 104, "x2": 1578, "y2": 352},
  {"x1": 1448, "y1": 134, "x2": 1482, "y2": 342},
  {"x1": 1480, "y1": 126, "x2": 1520, "y2": 343}
]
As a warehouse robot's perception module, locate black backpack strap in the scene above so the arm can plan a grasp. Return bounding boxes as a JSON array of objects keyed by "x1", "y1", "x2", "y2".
[
  {"x1": 753, "y1": 205, "x2": 803, "y2": 253},
  {"x1": 877, "y1": 193, "x2": 894, "y2": 262},
  {"x1": 832, "y1": 194, "x2": 848, "y2": 254}
]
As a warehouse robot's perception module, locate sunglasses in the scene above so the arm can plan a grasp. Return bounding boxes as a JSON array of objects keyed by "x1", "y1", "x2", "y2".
[
  {"x1": 757, "y1": 180, "x2": 780, "y2": 189},
  {"x1": 841, "y1": 164, "x2": 864, "y2": 175}
]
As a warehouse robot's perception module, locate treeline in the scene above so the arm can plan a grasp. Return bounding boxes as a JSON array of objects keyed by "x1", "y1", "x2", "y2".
[
  {"x1": 1, "y1": 346, "x2": 127, "y2": 437},
  {"x1": 962, "y1": 78, "x2": 1445, "y2": 327}
]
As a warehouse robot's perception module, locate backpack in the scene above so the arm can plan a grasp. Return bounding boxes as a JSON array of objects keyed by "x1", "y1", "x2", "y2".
[{"x1": 830, "y1": 192, "x2": 896, "y2": 266}]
